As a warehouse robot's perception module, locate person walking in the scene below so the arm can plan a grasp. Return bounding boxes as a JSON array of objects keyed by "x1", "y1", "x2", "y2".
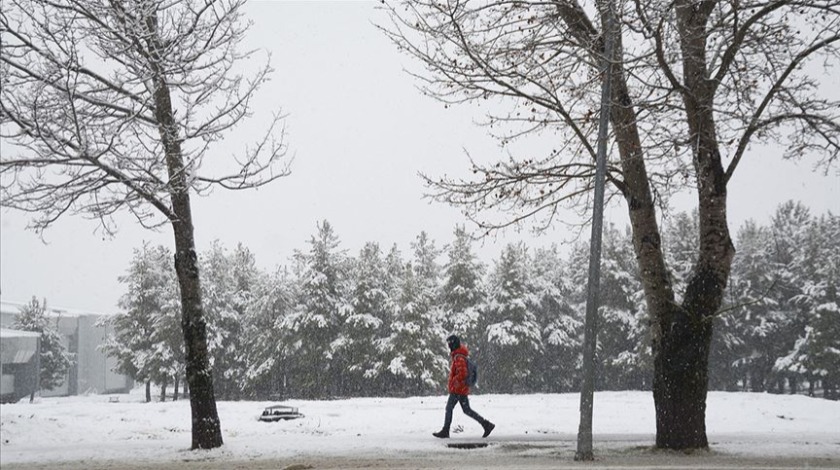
[{"x1": 433, "y1": 334, "x2": 495, "y2": 439}]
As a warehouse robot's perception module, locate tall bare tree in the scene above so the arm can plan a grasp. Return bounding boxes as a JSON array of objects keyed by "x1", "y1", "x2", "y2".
[
  {"x1": 380, "y1": 0, "x2": 839, "y2": 449},
  {"x1": 1, "y1": 0, "x2": 290, "y2": 449}
]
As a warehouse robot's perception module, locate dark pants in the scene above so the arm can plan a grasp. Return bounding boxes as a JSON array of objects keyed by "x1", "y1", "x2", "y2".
[{"x1": 442, "y1": 393, "x2": 486, "y2": 431}]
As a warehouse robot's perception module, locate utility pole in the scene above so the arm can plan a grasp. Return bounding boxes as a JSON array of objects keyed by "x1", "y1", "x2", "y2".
[{"x1": 575, "y1": 2, "x2": 616, "y2": 462}]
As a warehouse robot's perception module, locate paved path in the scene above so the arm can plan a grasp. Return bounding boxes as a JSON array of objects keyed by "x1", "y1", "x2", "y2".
[{"x1": 3, "y1": 448, "x2": 838, "y2": 470}]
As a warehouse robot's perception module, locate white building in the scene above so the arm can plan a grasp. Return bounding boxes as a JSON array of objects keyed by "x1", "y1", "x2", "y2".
[
  {"x1": 0, "y1": 300, "x2": 133, "y2": 402},
  {"x1": 0, "y1": 328, "x2": 40, "y2": 402}
]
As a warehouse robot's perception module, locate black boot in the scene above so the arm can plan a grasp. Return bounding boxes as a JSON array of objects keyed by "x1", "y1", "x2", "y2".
[
  {"x1": 433, "y1": 429, "x2": 450, "y2": 438},
  {"x1": 482, "y1": 421, "x2": 495, "y2": 438}
]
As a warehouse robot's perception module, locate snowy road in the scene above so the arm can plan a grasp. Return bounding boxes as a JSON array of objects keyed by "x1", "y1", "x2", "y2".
[{"x1": 2, "y1": 449, "x2": 838, "y2": 470}]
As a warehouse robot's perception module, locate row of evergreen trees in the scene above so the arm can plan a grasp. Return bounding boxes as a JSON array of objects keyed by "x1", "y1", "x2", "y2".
[{"x1": 101, "y1": 201, "x2": 839, "y2": 400}]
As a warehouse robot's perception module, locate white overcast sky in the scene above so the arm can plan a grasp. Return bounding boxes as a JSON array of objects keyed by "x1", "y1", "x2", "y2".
[{"x1": 1, "y1": 1, "x2": 838, "y2": 315}]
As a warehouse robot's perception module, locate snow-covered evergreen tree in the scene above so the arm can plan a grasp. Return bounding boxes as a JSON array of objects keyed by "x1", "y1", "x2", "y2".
[
  {"x1": 737, "y1": 202, "x2": 812, "y2": 392},
  {"x1": 568, "y1": 225, "x2": 648, "y2": 391},
  {"x1": 775, "y1": 213, "x2": 840, "y2": 397},
  {"x1": 341, "y1": 242, "x2": 390, "y2": 396},
  {"x1": 726, "y1": 219, "x2": 775, "y2": 390},
  {"x1": 440, "y1": 225, "x2": 484, "y2": 348},
  {"x1": 199, "y1": 242, "x2": 265, "y2": 399},
  {"x1": 280, "y1": 220, "x2": 350, "y2": 398},
  {"x1": 385, "y1": 232, "x2": 447, "y2": 395},
  {"x1": 14, "y1": 297, "x2": 73, "y2": 398},
  {"x1": 102, "y1": 243, "x2": 182, "y2": 401},
  {"x1": 602, "y1": 225, "x2": 649, "y2": 390},
  {"x1": 240, "y1": 267, "x2": 296, "y2": 399},
  {"x1": 375, "y1": 244, "x2": 407, "y2": 394},
  {"x1": 530, "y1": 245, "x2": 580, "y2": 392},
  {"x1": 481, "y1": 242, "x2": 542, "y2": 393}
]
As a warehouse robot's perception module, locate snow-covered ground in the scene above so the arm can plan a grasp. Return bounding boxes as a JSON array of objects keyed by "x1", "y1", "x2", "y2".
[{"x1": 1, "y1": 390, "x2": 838, "y2": 469}]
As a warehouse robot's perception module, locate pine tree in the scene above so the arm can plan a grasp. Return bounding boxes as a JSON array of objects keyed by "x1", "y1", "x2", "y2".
[
  {"x1": 726, "y1": 220, "x2": 774, "y2": 390},
  {"x1": 341, "y1": 242, "x2": 390, "y2": 396},
  {"x1": 805, "y1": 214, "x2": 840, "y2": 398},
  {"x1": 482, "y1": 242, "x2": 542, "y2": 393},
  {"x1": 567, "y1": 225, "x2": 648, "y2": 391},
  {"x1": 385, "y1": 232, "x2": 447, "y2": 395},
  {"x1": 240, "y1": 267, "x2": 296, "y2": 399},
  {"x1": 376, "y1": 244, "x2": 407, "y2": 394},
  {"x1": 280, "y1": 220, "x2": 350, "y2": 398},
  {"x1": 440, "y1": 226, "x2": 485, "y2": 348},
  {"x1": 228, "y1": 243, "x2": 262, "y2": 396},
  {"x1": 200, "y1": 241, "x2": 259, "y2": 399},
  {"x1": 530, "y1": 245, "x2": 580, "y2": 392},
  {"x1": 601, "y1": 225, "x2": 649, "y2": 390},
  {"x1": 14, "y1": 297, "x2": 72, "y2": 400},
  {"x1": 775, "y1": 213, "x2": 840, "y2": 397},
  {"x1": 101, "y1": 243, "x2": 182, "y2": 401},
  {"x1": 745, "y1": 203, "x2": 812, "y2": 392}
]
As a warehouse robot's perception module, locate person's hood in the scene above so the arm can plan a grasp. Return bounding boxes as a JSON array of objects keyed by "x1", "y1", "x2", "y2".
[{"x1": 450, "y1": 345, "x2": 469, "y2": 357}]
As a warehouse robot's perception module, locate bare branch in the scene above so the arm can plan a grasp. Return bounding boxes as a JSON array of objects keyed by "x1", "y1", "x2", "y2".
[
  {"x1": 1, "y1": 0, "x2": 291, "y2": 235},
  {"x1": 725, "y1": 33, "x2": 840, "y2": 181}
]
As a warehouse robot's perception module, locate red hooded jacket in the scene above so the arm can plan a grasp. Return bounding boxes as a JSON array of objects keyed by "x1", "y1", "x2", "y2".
[{"x1": 447, "y1": 345, "x2": 471, "y2": 395}]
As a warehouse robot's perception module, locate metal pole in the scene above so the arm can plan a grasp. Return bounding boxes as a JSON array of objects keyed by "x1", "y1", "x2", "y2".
[{"x1": 575, "y1": 4, "x2": 616, "y2": 462}]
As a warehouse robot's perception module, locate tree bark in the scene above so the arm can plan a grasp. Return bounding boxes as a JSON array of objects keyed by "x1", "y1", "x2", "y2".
[
  {"x1": 648, "y1": 0, "x2": 736, "y2": 449},
  {"x1": 139, "y1": 8, "x2": 223, "y2": 450},
  {"x1": 555, "y1": 2, "x2": 698, "y2": 447},
  {"x1": 551, "y1": 7, "x2": 728, "y2": 448},
  {"x1": 593, "y1": 17, "x2": 707, "y2": 450},
  {"x1": 603, "y1": 1, "x2": 734, "y2": 447},
  {"x1": 166, "y1": 127, "x2": 224, "y2": 450},
  {"x1": 148, "y1": 63, "x2": 223, "y2": 451}
]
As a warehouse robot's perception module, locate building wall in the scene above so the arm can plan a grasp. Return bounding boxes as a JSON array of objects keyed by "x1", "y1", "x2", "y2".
[
  {"x1": 0, "y1": 329, "x2": 40, "y2": 403},
  {"x1": 75, "y1": 315, "x2": 130, "y2": 394},
  {"x1": 0, "y1": 302, "x2": 133, "y2": 398}
]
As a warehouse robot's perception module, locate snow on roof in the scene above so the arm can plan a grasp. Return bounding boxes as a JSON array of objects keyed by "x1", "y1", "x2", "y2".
[
  {"x1": 0, "y1": 299, "x2": 113, "y2": 318},
  {"x1": 0, "y1": 328, "x2": 41, "y2": 338}
]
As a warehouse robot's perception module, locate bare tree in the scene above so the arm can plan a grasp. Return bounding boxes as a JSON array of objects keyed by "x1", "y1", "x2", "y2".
[
  {"x1": 1, "y1": 0, "x2": 290, "y2": 449},
  {"x1": 380, "y1": 0, "x2": 840, "y2": 450}
]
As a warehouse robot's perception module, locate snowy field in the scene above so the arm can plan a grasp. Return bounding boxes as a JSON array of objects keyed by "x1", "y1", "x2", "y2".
[{"x1": 1, "y1": 390, "x2": 839, "y2": 469}]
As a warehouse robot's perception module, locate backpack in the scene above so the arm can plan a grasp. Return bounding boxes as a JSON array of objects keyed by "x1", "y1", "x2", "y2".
[{"x1": 456, "y1": 354, "x2": 478, "y2": 387}]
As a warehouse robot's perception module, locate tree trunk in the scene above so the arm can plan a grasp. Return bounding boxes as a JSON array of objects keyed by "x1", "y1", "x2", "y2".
[
  {"x1": 602, "y1": 28, "x2": 706, "y2": 451},
  {"x1": 603, "y1": 38, "x2": 707, "y2": 450},
  {"x1": 150, "y1": 58, "x2": 223, "y2": 450},
  {"x1": 557, "y1": 1, "x2": 730, "y2": 450},
  {"x1": 646, "y1": 0, "x2": 736, "y2": 450},
  {"x1": 145, "y1": 380, "x2": 151, "y2": 403},
  {"x1": 160, "y1": 378, "x2": 168, "y2": 402},
  {"x1": 653, "y1": 304, "x2": 713, "y2": 449},
  {"x1": 174, "y1": 377, "x2": 180, "y2": 401},
  {"x1": 168, "y1": 144, "x2": 223, "y2": 450},
  {"x1": 31, "y1": 334, "x2": 41, "y2": 403},
  {"x1": 789, "y1": 377, "x2": 798, "y2": 395}
]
